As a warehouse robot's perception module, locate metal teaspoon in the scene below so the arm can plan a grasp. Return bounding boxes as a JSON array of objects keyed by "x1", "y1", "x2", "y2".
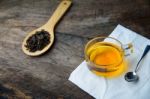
[{"x1": 125, "y1": 45, "x2": 150, "y2": 82}]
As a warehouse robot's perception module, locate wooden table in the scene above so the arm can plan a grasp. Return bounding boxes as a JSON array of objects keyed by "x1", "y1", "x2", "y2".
[{"x1": 0, "y1": 0, "x2": 149, "y2": 98}]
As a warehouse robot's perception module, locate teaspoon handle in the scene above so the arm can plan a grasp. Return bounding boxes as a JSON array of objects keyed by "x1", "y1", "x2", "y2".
[{"x1": 135, "y1": 45, "x2": 150, "y2": 72}]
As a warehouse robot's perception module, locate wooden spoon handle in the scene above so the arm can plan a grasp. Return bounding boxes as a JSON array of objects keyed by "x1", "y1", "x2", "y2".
[{"x1": 46, "y1": 0, "x2": 72, "y2": 29}]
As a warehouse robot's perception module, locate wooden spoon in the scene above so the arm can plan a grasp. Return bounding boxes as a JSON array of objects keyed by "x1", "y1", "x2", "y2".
[{"x1": 22, "y1": 0, "x2": 72, "y2": 56}]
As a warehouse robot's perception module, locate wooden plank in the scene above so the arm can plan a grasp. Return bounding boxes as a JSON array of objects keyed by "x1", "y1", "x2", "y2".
[
  {"x1": 0, "y1": 0, "x2": 149, "y2": 38},
  {"x1": 0, "y1": 27, "x2": 92, "y2": 98}
]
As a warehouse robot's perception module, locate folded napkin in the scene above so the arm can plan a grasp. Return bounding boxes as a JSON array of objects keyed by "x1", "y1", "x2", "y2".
[{"x1": 69, "y1": 25, "x2": 150, "y2": 99}]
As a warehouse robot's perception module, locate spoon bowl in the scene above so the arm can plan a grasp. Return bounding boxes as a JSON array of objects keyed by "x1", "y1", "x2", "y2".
[
  {"x1": 22, "y1": 0, "x2": 72, "y2": 56},
  {"x1": 125, "y1": 72, "x2": 139, "y2": 82},
  {"x1": 22, "y1": 25, "x2": 54, "y2": 56}
]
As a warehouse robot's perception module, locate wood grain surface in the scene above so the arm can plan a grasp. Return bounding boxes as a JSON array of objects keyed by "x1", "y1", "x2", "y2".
[{"x1": 0, "y1": 0, "x2": 149, "y2": 98}]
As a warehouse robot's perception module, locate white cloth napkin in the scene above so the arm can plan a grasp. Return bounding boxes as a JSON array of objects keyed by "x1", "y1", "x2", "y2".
[{"x1": 69, "y1": 24, "x2": 150, "y2": 99}]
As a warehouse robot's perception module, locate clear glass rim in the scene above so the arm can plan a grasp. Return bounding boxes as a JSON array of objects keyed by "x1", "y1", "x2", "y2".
[{"x1": 84, "y1": 36, "x2": 124, "y2": 68}]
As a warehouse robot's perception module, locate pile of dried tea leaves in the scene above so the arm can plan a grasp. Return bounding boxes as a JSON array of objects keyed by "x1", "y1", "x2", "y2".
[{"x1": 25, "y1": 30, "x2": 50, "y2": 52}]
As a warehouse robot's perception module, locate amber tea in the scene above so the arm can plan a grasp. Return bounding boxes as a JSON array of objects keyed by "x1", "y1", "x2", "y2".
[{"x1": 85, "y1": 37, "x2": 130, "y2": 77}]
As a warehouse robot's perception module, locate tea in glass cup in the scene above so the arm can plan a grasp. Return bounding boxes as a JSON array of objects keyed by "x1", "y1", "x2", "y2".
[{"x1": 85, "y1": 37, "x2": 132, "y2": 77}]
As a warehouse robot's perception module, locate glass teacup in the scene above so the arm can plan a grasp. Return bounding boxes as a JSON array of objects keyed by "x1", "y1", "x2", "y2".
[{"x1": 84, "y1": 37, "x2": 133, "y2": 77}]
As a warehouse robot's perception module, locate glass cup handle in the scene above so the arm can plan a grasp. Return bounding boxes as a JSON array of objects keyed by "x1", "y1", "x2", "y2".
[{"x1": 123, "y1": 43, "x2": 133, "y2": 56}]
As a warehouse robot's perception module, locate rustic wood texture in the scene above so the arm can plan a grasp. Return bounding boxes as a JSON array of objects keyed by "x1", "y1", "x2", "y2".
[{"x1": 0, "y1": 0, "x2": 149, "y2": 98}]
